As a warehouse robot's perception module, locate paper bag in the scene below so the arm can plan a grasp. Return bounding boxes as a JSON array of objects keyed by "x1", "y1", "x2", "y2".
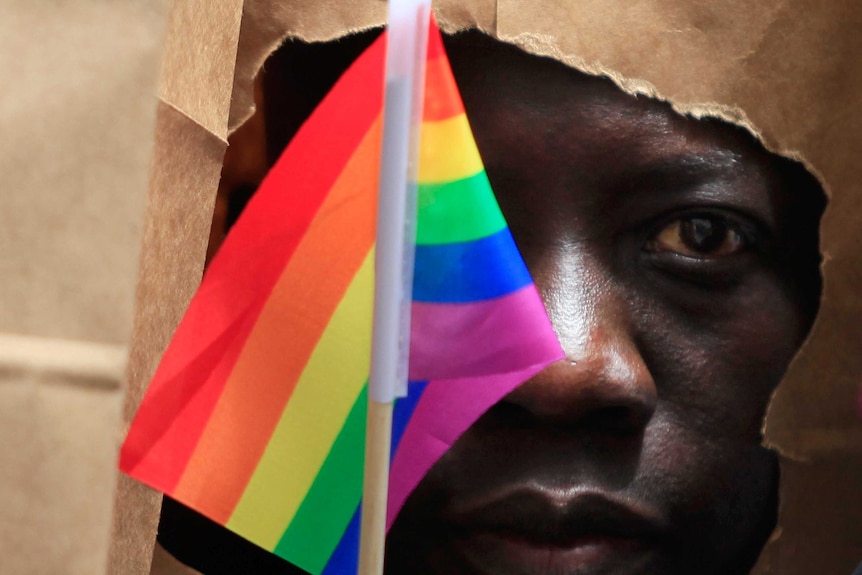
[
  {"x1": 5, "y1": 1, "x2": 853, "y2": 574},
  {"x1": 0, "y1": 1, "x2": 170, "y2": 574}
]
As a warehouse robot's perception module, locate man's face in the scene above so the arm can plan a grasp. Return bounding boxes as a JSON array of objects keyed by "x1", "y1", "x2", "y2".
[{"x1": 386, "y1": 32, "x2": 823, "y2": 575}]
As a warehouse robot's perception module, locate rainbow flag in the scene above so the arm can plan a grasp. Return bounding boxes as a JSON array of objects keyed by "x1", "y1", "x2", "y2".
[{"x1": 120, "y1": 20, "x2": 563, "y2": 575}]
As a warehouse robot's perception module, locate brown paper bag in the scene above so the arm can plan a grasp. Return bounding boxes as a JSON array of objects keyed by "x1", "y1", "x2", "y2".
[
  {"x1": 21, "y1": 1, "x2": 848, "y2": 574},
  {"x1": 0, "y1": 1, "x2": 170, "y2": 574}
]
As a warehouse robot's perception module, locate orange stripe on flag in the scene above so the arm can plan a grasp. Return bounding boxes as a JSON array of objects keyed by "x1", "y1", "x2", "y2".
[
  {"x1": 423, "y1": 54, "x2": 465, "y2": 122},
  {"x1": 172, "y1": 116, "x2": 383, "y2": 523}
]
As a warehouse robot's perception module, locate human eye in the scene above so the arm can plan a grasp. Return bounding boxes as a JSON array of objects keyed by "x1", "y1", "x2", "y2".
[
  {"x1": 645, "y1": 214, "x2": 746, "y2": 259},
  {"x1": 641, "y1": 211, "x2": 764, "y2": 285}
]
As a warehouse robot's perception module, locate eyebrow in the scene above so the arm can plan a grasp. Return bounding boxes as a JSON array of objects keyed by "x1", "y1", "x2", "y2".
[
  {"x1": 610, "y1": 148, "x2": 747, "y2": 201},
  {"x1": 631, "y1": 149, "x2": 744, "y2": 184},
  {"x1": 612, "y1": 147, "x2": 777, "y2": 228}
]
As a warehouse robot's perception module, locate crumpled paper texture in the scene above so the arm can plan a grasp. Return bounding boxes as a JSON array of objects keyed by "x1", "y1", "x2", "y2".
[{"x1": 108, "y1": 0, "x2": 244, "y2": 573}]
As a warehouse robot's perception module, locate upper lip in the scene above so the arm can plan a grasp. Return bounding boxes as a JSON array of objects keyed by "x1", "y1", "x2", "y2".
[{"x1": 443, "y1": 484, "x2": 668, "y2": 547}]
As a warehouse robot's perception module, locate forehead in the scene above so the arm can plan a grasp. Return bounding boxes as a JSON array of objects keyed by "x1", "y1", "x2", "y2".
[
  {"x1": 441, "y1": 31, "x2": 795, "y2": 231},
  {"x1": 263, "y1": 28, "x2": 821, "y2": 254},
  {"x1": 444, "y1": 31, "x2": 765, "y2": 170}
]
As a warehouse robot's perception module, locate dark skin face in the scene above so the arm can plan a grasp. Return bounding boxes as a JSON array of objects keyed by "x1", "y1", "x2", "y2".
[
  {"x1": 385, "y1": 32, "x2": 823, "y2": 575},
  {"x1": 157, "y1": 29, "x2": 823, "y2": 575}
]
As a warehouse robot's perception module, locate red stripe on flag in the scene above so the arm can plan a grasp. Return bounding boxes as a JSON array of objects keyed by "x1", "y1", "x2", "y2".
[
  {"x1": 119, "y1": 305, "x2": 257, "y2": 491},
  {"x1": 121, "y1": 32, "x2": 386, "y2": 496},
  {"x1": 422, "y1": 55, "x2": 465, "y2": 122},
  {"x1": 423, "y1": 22, "x2": 464, "y2": 122},
  {"x1": 426, "y1": 17, "x2": 446, "y2": 60},
  {"x1": 172, "y1": 115, "x2": 382, "y2": 524}
]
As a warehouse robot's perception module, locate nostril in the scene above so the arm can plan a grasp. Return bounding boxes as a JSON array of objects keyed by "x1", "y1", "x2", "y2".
[
  {"x1": 495, "y1": 381, "x2": 656, "y2": 434},
  {"x1": 498, "y1": 351, "x2": 658, "y2": 433}
]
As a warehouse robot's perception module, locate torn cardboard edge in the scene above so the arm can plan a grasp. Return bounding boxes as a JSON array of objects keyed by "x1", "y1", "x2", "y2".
[
  {"x1": 228, "y1": 2, "x2": 819, "y2": 162},
  {"x1": 111, "y1": 99, "x2": 230, "y2": 575},
  {"x1": 224, "y1": 1, "x2": 836, "y2": 454}
]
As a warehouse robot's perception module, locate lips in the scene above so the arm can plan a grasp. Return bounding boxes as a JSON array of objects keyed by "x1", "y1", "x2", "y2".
[{"x1": 440, "y1": 486, "x2": 668, "y2": 575}]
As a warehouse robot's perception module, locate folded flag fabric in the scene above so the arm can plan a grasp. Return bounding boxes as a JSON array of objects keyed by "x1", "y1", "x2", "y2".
[{"x1": 120, "y1": 19, "x2": 563, "y2": 575}]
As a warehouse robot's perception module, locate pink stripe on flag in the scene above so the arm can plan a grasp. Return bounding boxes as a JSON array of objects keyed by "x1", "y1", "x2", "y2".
[
  {"x1": 386, "y1": 360, "x2": 563, "y2": 529},
  {"x1": 409, "y1": 285, "x2": 561, "y2": 381}
]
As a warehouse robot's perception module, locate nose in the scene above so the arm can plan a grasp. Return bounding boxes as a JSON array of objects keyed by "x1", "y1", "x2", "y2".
[{"x1": 504, "y1": 257, "x2": 657, "y2": 435}]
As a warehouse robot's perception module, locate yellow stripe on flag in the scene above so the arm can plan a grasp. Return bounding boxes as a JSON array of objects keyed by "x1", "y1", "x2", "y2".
[
  {"x1": 419, "y1": 114, "x2": 483, "y2": 184},
  {"x1": 226, "y1": 250, "x2": 375, "y2": 549}
]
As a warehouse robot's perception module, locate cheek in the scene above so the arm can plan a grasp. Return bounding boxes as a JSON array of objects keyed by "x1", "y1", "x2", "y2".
[
  {"x1": 635, "y1": 272, "x2": 807, "y2": 440},
  {"x1": 639, "y1": 419, "x2": 779, "y2": 567}
]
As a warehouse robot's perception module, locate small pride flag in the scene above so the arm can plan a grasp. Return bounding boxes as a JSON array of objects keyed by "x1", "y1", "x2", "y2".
[{"x1": 120, "y1": 19, "x2": 563, "y2": 575}]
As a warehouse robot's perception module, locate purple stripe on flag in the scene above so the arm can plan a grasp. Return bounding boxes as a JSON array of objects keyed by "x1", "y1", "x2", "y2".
[
  {"x1": 386, "y1": 359, "x2": 563, "y2": 530},
  {"x1": 409, "y1": 284, "x2": 561, "y2": 381}
]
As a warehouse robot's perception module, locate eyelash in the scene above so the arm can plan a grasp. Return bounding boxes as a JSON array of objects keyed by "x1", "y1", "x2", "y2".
[
  {"x1": 640, "y1": 210, "x2": 763, "y2": 285},
  {"x1": 647, "y1": 214, "x2": 750, "y2": 255}
]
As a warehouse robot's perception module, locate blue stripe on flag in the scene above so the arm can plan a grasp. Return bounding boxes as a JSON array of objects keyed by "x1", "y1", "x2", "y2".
[
  {"x1": 413, "y1": 228, "x2": 532, "y2": 302},
  {"x1": 391, "y1": 381, "x2": 429, "y2": 462},
  {"x1": 319, "y1": 381, "x2": 429, "y2": 575},
  {"x1": 321, "y1": 505, "x2": 360, "y2": 575}
]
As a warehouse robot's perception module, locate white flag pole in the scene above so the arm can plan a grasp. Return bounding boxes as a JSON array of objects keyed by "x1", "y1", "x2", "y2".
[{"x1": 358, "y1": 1, "x2": 431, "y2": 575}]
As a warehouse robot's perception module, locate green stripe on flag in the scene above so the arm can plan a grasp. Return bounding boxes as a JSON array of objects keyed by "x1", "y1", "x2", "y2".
[
  {"x1": 417, "y1": 171, "x2": 507, "y2": 245},
  {"x1": 273, "y1": 385, "x2": 368, "y2": 574}
]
